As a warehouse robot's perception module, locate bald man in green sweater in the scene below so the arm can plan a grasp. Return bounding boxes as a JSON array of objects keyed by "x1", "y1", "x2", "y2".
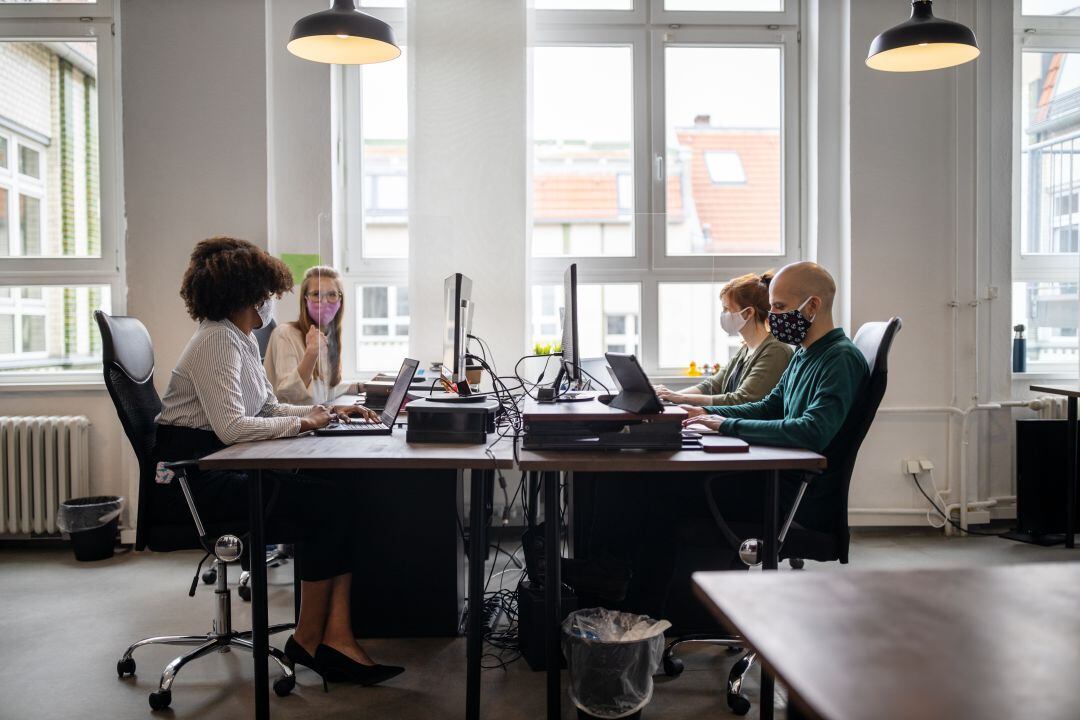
[{"x1": 683, "y1": 261, "x2": 869, "y2": 531}]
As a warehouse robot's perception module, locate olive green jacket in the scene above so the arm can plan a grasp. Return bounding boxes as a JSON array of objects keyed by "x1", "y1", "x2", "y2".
[{"x1": 688, "y1": 334, "x2": 794, "y2": 406}]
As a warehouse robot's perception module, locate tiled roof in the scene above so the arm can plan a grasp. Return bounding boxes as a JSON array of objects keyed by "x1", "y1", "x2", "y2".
[{"x1": 673, "y1": 128, "x2": 780, "y2": 254}]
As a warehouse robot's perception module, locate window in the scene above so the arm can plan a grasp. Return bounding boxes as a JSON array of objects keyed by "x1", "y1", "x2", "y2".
[
  {"x1": 657, "y1": 282, "x2": 742, "y2": 369},
  {"x1": 665, "y1": 0, "x2": 783, "y2": 10},
  {"x1": 531, "y1": 283, "x2": 641, "y2": 358},
  {"x1": 337, "y1": 8, "x2": 408, "y2": 373},
  {"x1": 532, "y1": 45, "x2": 634, "y2": 258},
  {"x1": 359, "y1": 46, "x2": 408, "y2": 259},
  {"x1": 0, "y1": 4, "x2": 120, "y2": 381},
  {"x1": 535, "y1": 0, "x2": 634, "y2": 9},
  {"x1": 1015, "y1": 8, "x2": 1080, "y2": 375},
  {"x1": 355, "y1": 284, "x2": 409, "y2": 372},
  {"x1": 1022, "y1": 1, "x2": 1080, "y2": 16},
  {"x1": 531, "y1": 1, "x2": 798, "y2": 373},
  {"x1": 0, "y1": 285, "x2": 111, "y2": 372}
]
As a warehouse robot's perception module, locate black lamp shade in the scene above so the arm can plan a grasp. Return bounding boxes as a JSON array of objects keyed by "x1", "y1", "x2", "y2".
[
  {"x1": 867, "y1": 1, "x2": 979, "y2": 72},
  {"x1": 288, "y1": 0, "x2": 400, "y2": 65}
]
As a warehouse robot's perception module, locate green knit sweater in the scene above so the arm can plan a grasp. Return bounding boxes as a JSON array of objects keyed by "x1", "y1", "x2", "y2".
[
  {"x1": 688, "y1": 334, "x2": 793, "y2": 406},
  {"x1": 706, "y1": 328, "x2": 868, "y2": 454}
]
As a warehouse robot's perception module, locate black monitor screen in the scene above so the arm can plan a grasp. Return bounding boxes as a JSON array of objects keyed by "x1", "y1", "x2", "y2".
[
  {"x1": 442, "y1": 274, "x2": 472, "y2": 383},
  {"x1": 561, "y1": 263, "x2": 580, "y2": 382}
]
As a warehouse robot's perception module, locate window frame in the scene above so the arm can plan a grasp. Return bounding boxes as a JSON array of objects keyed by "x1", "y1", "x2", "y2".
[
  {"x1": 334, "y1": 10, "x2": 409, "y2": 375},
  {"x1": 0, "y1": 7, "x2": 124, "y2": 384},
  {"x1": 531, "y1": 2, "x2": 801, "y2": 374},
  {"x1": 1013, "y1": 2, "x2": 1080, "y2": 377}
]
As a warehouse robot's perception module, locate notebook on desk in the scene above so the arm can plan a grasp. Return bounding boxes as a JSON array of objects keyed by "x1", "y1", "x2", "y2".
[
  {"x1": 700, "y1": 436, "x2": 749, "y2": 453},
  {"x1": 316, "y1": 358, "x2": 419, "y2": 437}
]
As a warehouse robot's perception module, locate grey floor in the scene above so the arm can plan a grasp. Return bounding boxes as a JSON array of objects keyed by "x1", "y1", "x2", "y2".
[{"x1": 1, "y1": 528, "x2": 1077, "y2": 720}]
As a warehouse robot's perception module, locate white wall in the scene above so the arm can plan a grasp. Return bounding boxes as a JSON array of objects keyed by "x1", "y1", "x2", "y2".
[
  {"x1": 407, "y1": 0, "x2": 528, "y2": 367},
  {"x1": 844, "y1": 0, "x2": 1017, "y2": 525}
]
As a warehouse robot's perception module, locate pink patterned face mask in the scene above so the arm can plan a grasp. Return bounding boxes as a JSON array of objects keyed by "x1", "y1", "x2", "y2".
[{"x1": 306, "y1": 299, "x2": 340, "y2": 327}]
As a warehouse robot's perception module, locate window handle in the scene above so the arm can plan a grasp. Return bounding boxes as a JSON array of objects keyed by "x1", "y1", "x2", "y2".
[{"x1": 655, "y1": 154, "x2": 664, "y2": 182}]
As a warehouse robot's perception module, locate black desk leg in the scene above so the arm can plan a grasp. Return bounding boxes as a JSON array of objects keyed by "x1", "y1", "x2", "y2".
[
  {"x1": 293, "y1": 554, "x2": 302, "y2": 625},
  {"x1": 249, "y1": 470, "x2": 270, "y2": 720},
  {"x1": 1068, "y1": 398, "x2": 1077, "y2": 549},
  {"x1": 466, "y1": 469, "x2": 491, "y2": 720},
  {"x1": 759, "y1": 469, "x2": 779, "y2": 720},
  {"x1": 544, "y1": 471, "x2": 562, "y2": 720}
]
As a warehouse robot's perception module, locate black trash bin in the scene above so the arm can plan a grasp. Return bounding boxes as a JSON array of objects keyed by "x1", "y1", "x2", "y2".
[
  {"x1": 562, "y1": 608, "x2": 669, "y2": 720},
  {"x1": 57, "y1": 496, "x2": 124, "y2": 561}
]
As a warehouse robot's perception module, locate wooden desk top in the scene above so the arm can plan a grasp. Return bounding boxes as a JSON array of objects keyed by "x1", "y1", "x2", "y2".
[
  {"x1": 516, "y1": 444, "x2": 826, "y2": 473},
  {"x1": 199, "y1": 432, "x2": 514, "y2": 471},
  {"x1": 520, "y1": 395, "x2": 688, "y2": 423},
  {"x1": 1030, "y1": 384, "x2": 1080, "y2": 398},
  {"x1": 693, "y1": 563, "x2": 1080, "y2": 720}
]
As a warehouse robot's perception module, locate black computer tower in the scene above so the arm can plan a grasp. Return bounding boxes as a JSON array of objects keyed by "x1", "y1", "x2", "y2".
[
  {"x1": 349, "y1": 469, "x2": 464, "y2": 637},
  {"x1": 1008, "y1": 419, "x2": 1078, "y2": 545}
]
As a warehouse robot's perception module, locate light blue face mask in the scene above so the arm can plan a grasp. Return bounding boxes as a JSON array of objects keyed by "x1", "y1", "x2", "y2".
[{"x1": 256, "y1": 296, "x2": 276, "y2": 329}]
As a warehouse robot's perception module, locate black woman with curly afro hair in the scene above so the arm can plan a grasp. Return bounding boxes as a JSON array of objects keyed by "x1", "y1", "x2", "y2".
[{"x1": 155, "y1": 237, "x2": 405, "y2": 687}]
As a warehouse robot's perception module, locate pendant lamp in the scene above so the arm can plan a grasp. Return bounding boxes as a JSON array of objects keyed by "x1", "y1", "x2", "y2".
[
  {"x1": 867, "y1": 0, "x2": 979, "y2": 73},
  {"x1": 288, "y1": 0, "x2": 400, "y2": 65}
]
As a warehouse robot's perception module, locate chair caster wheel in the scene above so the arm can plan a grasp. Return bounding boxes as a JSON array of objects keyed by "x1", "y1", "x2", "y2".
[
  {"x1": 238, "y1": 584, "x2": 252, "y2": 602},
  {"x1": 201, "y1": 568, "x2": 217, "y2": 585},
  {"x1": 117, "y1": 657, "x2": 136, "y2": 678},
  {"x1": 788, "y1": 557, "x2": 805, "y2": 570},
  {"x1": 662, "y1": 656, "x2": 684, "y2": 677},
  {"x1": 273, "y1": 675, "x2": 296, "y2": 697},
  {"x1": 148, "y1": 690, "x2": 172, "y2": 711},
  {"x1": 727, "y1": 692, "x2": 751, "y2": 716}
]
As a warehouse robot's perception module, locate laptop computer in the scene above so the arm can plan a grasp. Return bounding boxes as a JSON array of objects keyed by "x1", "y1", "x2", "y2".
[{"x1": 315, "y1": 358, "x2": 419, "y2": 436}]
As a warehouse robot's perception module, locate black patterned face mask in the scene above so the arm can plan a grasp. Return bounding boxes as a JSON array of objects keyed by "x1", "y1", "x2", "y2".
[{"x1": 768, "y1": 297, "x2": 815, "y2": 345}]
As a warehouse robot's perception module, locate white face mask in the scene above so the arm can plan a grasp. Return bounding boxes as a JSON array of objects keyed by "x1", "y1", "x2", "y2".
[
  {"x1": 255, "y1": 296, "x2": 276, "y2": 329},
  {"x1": 720, "y1": 307, "x2": 750, "y2": 336}
]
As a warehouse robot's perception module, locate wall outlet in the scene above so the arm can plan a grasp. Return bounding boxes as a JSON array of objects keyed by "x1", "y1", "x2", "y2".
[
  {"x1": 919, "y1": 459, "x2": 935, "y2": 472},
  {"x1": 903, "y1": 459, "x2": 922, "y2": 475}
]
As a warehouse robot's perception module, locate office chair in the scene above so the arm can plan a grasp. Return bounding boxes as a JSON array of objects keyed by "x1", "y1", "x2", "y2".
[
  {"x1": 200, "y1": 316, "x2": 291, "y2": 601},
  {"x1": 661, "y1": 317, "x2": 902, "y2": 716},
  {"x1": 95, "y1": 311, "x2": 297, "y2": 711}
]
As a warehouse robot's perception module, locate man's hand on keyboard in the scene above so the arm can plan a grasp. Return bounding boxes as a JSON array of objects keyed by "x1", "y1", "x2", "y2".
[{"x1": 330, "y1": 403, "x2": 380, "y2": 423}]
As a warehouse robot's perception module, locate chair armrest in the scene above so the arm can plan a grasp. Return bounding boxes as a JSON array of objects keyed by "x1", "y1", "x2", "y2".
[{"x1": 162, "y1": 458, "x2": 201, "y2": 470}]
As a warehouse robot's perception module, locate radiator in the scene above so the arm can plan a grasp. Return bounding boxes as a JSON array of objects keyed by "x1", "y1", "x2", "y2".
[
  {"x1": 0, "y1": 416, "x2": 90, "y2": 535},
  {"x1": 1035, "y1": 397, "x2": 1069, "y2": 420}
]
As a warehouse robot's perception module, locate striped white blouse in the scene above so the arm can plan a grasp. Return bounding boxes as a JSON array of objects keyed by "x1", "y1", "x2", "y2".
[{"x1": 157, "y1": 319, "x2": 312, "y2": 444}]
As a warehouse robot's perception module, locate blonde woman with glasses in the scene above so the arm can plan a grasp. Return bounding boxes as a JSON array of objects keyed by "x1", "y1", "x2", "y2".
[{"x1": 264, "y1": 266, "x2": 358, "y2": 404}]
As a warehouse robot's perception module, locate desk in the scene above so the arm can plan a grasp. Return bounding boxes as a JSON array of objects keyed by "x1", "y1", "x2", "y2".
[
  {"x1": 693, "y1": 563, "x2": 1080, "y2": 720},
  {"x1": 200, "y1": 433, "x2": 514, "y2": 720},
  {"x1": 1030, "y1": 384, "x2": 1079, "y2": 548},
  {"x1": 517, "y1": 444, "x2": 826, "y2": 720}
]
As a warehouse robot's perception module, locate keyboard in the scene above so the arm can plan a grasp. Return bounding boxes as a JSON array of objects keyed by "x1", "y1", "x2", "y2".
[{"x1": 315, "y1": 421, "x2": 393, "y2": 436}]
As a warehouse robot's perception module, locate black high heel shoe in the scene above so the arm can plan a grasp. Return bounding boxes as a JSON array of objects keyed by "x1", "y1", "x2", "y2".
[
  {"x1": 284, "y1": 636, "x2": 330, "y2": 692},
  {"x1": 314, "y1": 644, "x2": 405, "y2": 686}
]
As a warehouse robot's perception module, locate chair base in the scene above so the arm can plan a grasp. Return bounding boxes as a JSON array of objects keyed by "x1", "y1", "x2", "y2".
[
  {"x1": 117, "y1": 557, "x2": 296, "y2": 712},
  {"x1": 661, "y1": 634, "x2": 757, "y2": 716}
]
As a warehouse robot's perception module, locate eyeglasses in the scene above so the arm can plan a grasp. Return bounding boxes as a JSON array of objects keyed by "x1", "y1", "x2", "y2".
[{"x1": 305, "y1": 291, "x2": 342, "y2": 303}]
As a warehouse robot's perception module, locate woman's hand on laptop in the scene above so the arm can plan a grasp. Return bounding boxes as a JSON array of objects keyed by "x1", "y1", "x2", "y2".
[
  {"x1": 300, "y1": 405, "x2": 333, "y2": 432},
  {"x1": 681, "y1": 405, "x2": 706, "y2": 419},
  {"x1": 332, "y1": 404, "x2": 380, "y2": 423}
]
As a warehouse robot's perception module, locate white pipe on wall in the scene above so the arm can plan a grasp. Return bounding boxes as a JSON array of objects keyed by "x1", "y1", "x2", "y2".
[{"x1": 873, "y1": 400, "x2": 1033, "y2": 533}]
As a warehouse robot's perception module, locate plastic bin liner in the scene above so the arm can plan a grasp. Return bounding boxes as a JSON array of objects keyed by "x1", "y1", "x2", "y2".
[
  {"x1": 562, "y1": 608, "x2": 671, "y2": 719},
  {"x1": 57, "y1": 496, "x2": 125, "y2": 534}
]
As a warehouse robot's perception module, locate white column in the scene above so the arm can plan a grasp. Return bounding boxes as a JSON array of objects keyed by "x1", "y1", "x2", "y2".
[{"x1": 407, "y1": 0, "x2": 528, "y2": 369}]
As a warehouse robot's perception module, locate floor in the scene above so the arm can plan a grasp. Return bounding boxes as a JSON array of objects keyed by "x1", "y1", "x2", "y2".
[{"x1": 1, "y1": 527, "x2": 1077, "y2": 720}]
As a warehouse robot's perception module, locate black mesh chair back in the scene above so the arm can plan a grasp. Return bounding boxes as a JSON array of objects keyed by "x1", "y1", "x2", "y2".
[
  {"x1": 95, "y1": 310, "x2": 163, "y2": 551},
  {"x1": 813, "y1": 316, "x2": 903, "y2": 562},
  {"x1": 252, "y1": 318, "x2": 276, "y2": 361}
]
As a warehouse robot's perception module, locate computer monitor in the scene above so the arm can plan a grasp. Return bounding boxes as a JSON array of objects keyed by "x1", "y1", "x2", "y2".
[
  {"x1": 442, "y1": 273, "x2": 473, "y2": 386},
  {"x1": 561, "y1": 263, "x2": 581, "y2": 386}
]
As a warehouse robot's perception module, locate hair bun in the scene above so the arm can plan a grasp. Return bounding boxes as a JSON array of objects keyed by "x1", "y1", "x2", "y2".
[{"x1": 759, "y1": 270, "x2": 775, "y2": 287}]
